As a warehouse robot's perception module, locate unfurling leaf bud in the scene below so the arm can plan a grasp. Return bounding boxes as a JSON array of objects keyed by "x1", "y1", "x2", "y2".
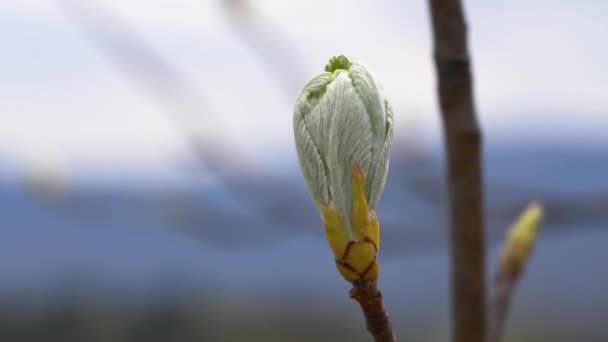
[{"x1": 293, "y1": 55, "x2": 394, "y2": 282}]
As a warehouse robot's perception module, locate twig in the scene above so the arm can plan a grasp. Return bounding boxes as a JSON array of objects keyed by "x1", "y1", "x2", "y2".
[
  {"x1": 350, "y1": 281, "x2": 396, "y2": 342},
  {"x1": 488, "y1": 271, "x2": 516, "y2": 342},
  {"x1": 428, "y1": 1, "x2": 486, "y2": 342}
]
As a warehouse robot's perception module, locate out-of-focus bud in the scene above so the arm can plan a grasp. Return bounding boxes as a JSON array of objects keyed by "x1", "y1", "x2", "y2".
[
  {"x1": 499, "y1": 202, "x2": 544, "y2": 278},
  {"x1": 293, "y1": 55, "x2": 394, "y2": 282}
]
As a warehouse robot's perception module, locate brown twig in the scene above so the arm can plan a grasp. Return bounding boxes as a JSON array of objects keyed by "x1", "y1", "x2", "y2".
[
  {"x1": 428, "y1": 1, "x2": 487, "y2": 342},
  {"x1": 488, "y1": 203, "x2": 543, "y2": 342},
  {"x1": 350, "y1": 281, "x2": 396, "y2": 342},
  {"x1": 488, "y1": 271, "x2": 516, "y2": 342}
]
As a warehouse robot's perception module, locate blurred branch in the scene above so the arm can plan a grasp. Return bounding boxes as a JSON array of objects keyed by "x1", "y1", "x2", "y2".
[
  {"x1": 57, "y1": 2, "x2": 259, "y2": 181},
  {"x1": 54, "y1": 0, "x2": 320, "y2": 239},
  {"x1": 56, "y1": 0, "x2": 245, "y2": 174},
  {"x1": 222, "y1": 0, "x2": 310, "y2": 97},
  {"x1": 428, "y1": 1, "x2": 486, "y2": 342}
]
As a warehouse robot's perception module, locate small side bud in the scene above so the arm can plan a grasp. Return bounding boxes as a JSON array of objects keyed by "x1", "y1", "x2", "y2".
[{"x1": 500, "y1": 202, "x2": 544, "y2": 278}]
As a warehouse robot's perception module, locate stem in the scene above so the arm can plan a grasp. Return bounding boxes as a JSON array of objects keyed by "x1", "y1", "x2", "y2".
[
  {"x1": 488, "y1": 271, "x2": 516, "y2": 342},
  {"x1": 428, "y1": 1, "x2": 487, "y2": 342},
  {"x1": 350, "y1": 281, "x2": 396, "y2": 342}
]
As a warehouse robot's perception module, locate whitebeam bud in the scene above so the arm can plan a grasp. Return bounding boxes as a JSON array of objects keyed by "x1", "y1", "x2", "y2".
[{"x1": 293, "y1": 55, "x2": 394, "y2": 230}]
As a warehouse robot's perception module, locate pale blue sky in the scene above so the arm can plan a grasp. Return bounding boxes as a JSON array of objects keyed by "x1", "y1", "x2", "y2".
[{"x1": 1, "y1": 0, "x2": 606, "y2": 178}]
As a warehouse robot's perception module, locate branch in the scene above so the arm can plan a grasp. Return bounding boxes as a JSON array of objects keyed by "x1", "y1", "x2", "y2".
[
  {"x1": 428, "y1": 1, "x2": 486, "y2": 342},
  {"x1": 488, "y1": 270, "x2": 516, "y2": 342},
  {"x1": 350, "y1": 281, "x2": 396, "y2": 342}
]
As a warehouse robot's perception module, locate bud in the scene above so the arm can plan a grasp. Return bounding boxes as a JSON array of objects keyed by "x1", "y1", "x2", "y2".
[
  {"x1": 499, "y1": 202, "x2": 544, "y2": 278},
  {"x1": 293, "y1": 55, "x2": 394, "y2": 282}
]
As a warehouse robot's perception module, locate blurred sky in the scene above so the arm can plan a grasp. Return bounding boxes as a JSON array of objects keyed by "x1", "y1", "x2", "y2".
[{"x1": 1, "y1": 0, "x2": 607, "y2": 183}]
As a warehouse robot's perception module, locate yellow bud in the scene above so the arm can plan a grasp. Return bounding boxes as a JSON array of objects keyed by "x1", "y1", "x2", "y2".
[{"x1": 500, "y1": 202, "x2": 543, "y2": 277}]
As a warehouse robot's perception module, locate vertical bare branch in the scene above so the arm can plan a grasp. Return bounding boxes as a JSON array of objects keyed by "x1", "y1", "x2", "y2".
[{"x1": 428, "y1": 1, "x2": 486, "y2": 342}]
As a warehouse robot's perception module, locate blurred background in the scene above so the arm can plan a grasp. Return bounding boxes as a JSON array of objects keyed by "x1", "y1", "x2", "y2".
[{"x1": 1, "y1": 0, "x2": 607, "y2": 341}]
